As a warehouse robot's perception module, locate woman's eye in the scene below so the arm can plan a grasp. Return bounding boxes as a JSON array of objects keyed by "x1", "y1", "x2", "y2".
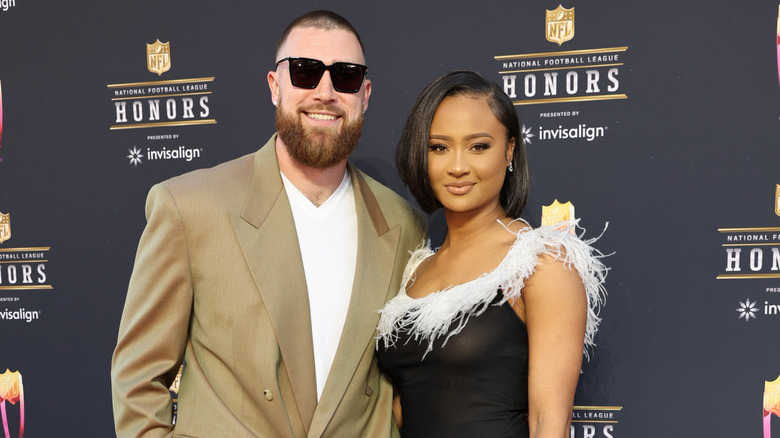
[
  {"x1": 471, "y1": 143, "x2": 490, "y2": 151},
  {"x1": 428, "y1": 144, "x2": 447, "y2": 152}
]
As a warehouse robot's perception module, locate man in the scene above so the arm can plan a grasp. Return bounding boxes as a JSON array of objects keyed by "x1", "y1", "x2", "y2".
[{"x1": 111, "y1": 10, "x2": 425, "y2": 437}]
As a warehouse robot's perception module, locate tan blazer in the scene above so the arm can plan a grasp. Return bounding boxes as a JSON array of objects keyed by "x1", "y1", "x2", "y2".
[{"x1": 111, "y1": 135, "x2": 426, "y2": 438}]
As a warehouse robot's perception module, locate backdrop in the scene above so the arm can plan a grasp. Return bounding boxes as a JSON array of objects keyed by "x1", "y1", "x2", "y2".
[{"x1": 1, "y1": 1, "x2": 779, "y2": 436}]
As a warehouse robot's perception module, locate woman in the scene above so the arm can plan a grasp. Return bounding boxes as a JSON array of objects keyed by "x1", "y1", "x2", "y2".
[{"x1": 375, "y1": 71, "x2": 607, "y2": 438}]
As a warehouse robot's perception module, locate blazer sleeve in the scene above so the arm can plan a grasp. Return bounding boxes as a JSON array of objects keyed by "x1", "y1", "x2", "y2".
[{"x1": 111, "y1": 183, "x2": 193, "y2": 438}]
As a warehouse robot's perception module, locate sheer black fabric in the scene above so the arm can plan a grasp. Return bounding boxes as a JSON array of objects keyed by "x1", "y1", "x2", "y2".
[{"x1": 376, "y1": 292, "x2": 529, "y2": 438}]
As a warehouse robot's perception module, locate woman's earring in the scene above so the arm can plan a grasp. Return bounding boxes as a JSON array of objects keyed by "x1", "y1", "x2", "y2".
[{"x1": 508, "y1": 140, "x2": 515, "y2": 172}]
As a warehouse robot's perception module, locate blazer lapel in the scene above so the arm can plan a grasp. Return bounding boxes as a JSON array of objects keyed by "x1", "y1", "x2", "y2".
[
  {"x1": 308, "y1": 167, "x2": 401, "y2": 437},
  {"x1": 230, "y1": 136, "x2": 318, "y2": 430}
]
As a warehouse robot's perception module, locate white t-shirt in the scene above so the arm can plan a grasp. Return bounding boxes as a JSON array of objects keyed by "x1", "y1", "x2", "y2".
[{"x1": 280, "y1": 169, "x2": 358, "y2": 401}]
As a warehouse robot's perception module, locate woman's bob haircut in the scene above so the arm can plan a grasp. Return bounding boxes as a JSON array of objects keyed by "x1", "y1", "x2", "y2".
[{"x1": 395, "y1": 70, "x2": 529, "y2": 217}]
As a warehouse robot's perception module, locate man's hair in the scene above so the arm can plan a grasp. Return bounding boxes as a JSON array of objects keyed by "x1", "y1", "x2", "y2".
[
  {"x1": 276, "y1": 10, "x2": 366, "y2": 59},
  {"x1": 395, "y1": 70, "x2": 529, "y2": 217}
]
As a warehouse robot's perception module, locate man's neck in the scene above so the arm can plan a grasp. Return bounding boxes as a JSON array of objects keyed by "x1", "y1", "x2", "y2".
[{"x1": 275, "y1": 138, "x2": 348, "y2": 207}]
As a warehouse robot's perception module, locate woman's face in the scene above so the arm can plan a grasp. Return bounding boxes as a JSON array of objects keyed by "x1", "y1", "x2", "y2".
[{"x1": 427, "y1": 94, "x2": 513, "y2": 215}]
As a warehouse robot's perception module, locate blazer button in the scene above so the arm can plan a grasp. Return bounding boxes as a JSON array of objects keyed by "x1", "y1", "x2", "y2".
[
  {"x1": 365, "y1": 386, "x2": 373, "y2": 397},
  {"x1": 264, "y1": 390, "x2": 274, "y2": 401}
]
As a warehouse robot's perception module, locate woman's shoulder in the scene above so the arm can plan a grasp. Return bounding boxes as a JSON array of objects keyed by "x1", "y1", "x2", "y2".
[
  {"x1": 500, "y1": 219, "x2": 609, "y2": 357},
  {"x1": 499, "y1": 220, "x2": 608, "y2": 291}
]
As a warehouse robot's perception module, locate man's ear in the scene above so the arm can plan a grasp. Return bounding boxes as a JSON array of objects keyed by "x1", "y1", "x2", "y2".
[{"x1": 268, "y1": 71, "x2": 279, "y2": 106}]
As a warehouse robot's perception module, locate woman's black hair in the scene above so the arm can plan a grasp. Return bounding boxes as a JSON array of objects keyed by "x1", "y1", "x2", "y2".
[{"x1": 395, "y1": 70, "x2": 529, "y2": 217}]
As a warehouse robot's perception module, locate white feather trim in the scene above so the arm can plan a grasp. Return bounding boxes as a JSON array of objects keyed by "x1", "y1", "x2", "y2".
[{"x1": 376, "y1": 220, "x2": 608, "y2": 360}]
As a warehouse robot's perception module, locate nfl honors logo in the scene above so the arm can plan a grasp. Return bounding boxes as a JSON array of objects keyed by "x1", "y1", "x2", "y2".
[
  {"x1": 0, "y1": 212, "x2": 9, "y2": 244},
  {"x1": 546, "y1": 5, "x2": 574, "y2": 46},
  {"x1": 147, "y1": 39, "x2": 171, "y2": 76}
]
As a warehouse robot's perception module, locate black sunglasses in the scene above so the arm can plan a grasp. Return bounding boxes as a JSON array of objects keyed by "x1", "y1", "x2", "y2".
[{"x1": 276, "y1": 57, "x2": 368, "y2": 94}]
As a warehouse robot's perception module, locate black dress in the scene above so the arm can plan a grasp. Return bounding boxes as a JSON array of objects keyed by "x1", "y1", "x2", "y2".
[
  {"x1": 375, "y1": 222, "x2": 607, "y2": 438},
  {"x1": 376, "y1": 291, "x2": 530, "y2": 438}
]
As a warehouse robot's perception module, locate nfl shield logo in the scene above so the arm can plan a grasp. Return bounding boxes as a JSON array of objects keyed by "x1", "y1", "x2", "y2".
[
  {"x1": 0, "y1": 369, "x2": 21, "y2": 405},
  {"x1": 0, "y1": 212, "x2": 10, "y2": 244},
  {"x1": 546, "y1": 5, "x2": 575, "y2": 46},
  {"x1": 0, "y1": 369, "x2": 23, "y2": 438},
  {"x1": 542, "y1": 199, "x2": 575, "y2": 227},
  {"x1": 776, "y1": 185, "x2": 780, "y2": 217},
  {"x1": 147, "y1": 39, "x2": 171, "y2": 76}
]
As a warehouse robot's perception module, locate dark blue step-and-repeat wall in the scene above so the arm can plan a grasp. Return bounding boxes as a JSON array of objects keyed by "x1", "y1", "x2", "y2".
[{"x1": 1, "y1": 1, "x2": 780, "y2": 436}]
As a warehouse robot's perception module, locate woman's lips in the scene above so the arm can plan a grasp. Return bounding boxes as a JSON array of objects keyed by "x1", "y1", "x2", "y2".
[{"x1": 444, "y1": 182, "x2": 475, "y2": 195}]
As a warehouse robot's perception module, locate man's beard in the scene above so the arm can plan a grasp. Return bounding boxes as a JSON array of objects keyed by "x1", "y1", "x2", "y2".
[{"x1": 275, "y1": 104, "x2": 363, "y2": 169}]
